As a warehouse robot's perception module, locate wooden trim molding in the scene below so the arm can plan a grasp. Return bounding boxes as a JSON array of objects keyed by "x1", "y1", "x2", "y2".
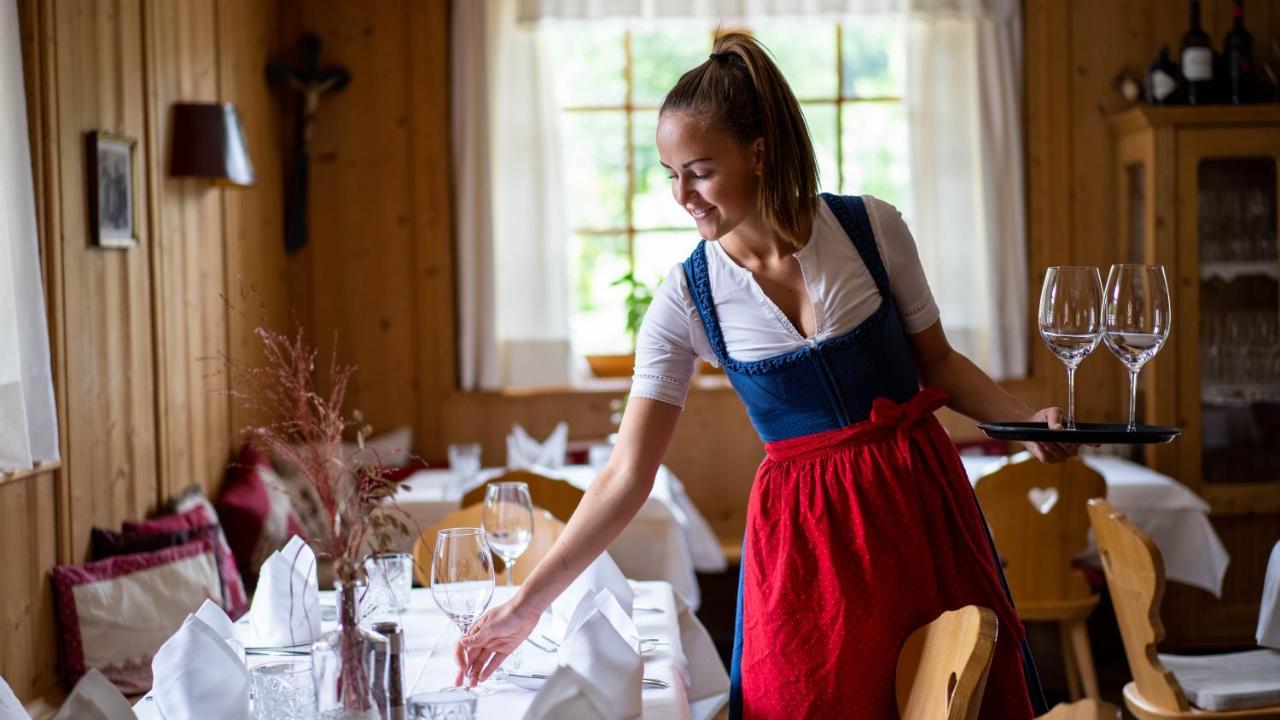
[{"x1": 0, "y1": 461, "x2": 62, "y2": 487}]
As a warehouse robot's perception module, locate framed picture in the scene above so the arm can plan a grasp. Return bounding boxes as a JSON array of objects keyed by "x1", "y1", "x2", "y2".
[{"x1": 86, "y1": 131, "x2": 138, "y2": 249}]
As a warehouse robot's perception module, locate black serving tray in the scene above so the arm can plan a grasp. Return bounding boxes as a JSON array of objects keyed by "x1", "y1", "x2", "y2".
[{"x1": 977, "y1": 422, "x2": 1182, "y2": 445}]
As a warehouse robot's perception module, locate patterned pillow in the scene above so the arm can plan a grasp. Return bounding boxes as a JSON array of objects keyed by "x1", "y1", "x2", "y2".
[
  {"x1": 216, "y1": 443, "x2": 306, "y2": 591},
  {"x1": 91, "y1": 526, "x2": 192, "y2": 559},
  {"x1": 51, "y1": 542, "x2": 221, "y2": 693},
  {"x1": 123, "y1": 505, "x2": 248, "y2": 619}
]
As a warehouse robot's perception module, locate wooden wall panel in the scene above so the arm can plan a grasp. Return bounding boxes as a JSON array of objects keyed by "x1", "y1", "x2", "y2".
[{"x1": 0, "y1": 476, "x2": 59, "y2": 702}]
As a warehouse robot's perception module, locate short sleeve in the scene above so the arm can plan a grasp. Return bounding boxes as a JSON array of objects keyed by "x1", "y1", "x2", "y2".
[
  {"x1": 865, "y1": 197, "x2": 940, "y2": 334},
  {"x1": 630, "y1": 265, "x2": 701, "y2": 408}
]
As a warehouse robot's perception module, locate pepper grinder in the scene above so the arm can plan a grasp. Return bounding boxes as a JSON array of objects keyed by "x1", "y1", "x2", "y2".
[{"x1": 372, "y1": 621, "x2": 406, "y2": 720}]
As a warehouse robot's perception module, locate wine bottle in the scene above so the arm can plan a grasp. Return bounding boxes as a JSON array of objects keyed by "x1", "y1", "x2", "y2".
[
  {"x1": 1148, "y1": 46, "x2": 1181, "y2": 105},
  {"x1": 1181, "y1": 0, "x2": 1214, "y2": 105},
  {"x1": 1224, "y1": 0, "x2": 1255, "y2": 104}
]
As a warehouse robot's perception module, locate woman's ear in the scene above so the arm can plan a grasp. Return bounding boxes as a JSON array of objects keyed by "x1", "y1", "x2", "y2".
[{"x1": 752, "y1": 137, "x2": 765, "y2": 175}]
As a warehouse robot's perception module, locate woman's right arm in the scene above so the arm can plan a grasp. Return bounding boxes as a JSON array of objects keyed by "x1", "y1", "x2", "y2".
[{"x1": 453, "y1": 395, "x2": 684, "y2": 686}]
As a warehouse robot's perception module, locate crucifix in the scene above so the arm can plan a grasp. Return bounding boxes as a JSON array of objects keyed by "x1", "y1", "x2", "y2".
[{"x1": 267, "y1": 33, "x2": 350, "y2": 253}]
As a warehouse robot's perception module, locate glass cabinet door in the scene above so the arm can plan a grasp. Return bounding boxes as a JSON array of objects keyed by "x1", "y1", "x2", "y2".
[{"x1": 1198, "y1": 156, "x2": 1280, "y2": 483}]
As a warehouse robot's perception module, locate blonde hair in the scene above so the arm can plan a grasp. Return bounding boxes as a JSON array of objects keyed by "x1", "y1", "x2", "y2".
[{"x1": 659, "y1": 33, "x2": 819, "y2": 249}]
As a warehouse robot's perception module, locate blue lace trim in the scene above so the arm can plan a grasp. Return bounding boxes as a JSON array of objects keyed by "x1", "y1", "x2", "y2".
[{"x1": 680, "y1": 194, "x2": 898, "y2": 376}]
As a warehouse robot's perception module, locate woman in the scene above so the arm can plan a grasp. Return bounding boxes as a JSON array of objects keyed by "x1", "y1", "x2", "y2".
[{"x1": 456, "y1": 33, "x2": 1072, "y2": 718}]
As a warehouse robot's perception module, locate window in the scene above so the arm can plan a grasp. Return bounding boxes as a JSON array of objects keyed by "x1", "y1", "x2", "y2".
[{"x1": 546, "y1": 19, "x2": 910, "y2": 356}]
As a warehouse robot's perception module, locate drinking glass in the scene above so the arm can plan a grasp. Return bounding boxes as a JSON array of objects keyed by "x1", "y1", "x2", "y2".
[
  {"x1": 447, "y1": 443, "x2": 482, "y2": 497},
  {"x1": 364, "y1": 551, "x2": 414, "y2": 616},
  {"x1": 1038, "y1": 266, "x2": 1104, "y2": 429},
  {"x1": 482, "y1": 482, "x2": 533, "y2": 587},
  {"x1": 408, "y1": 691, "x2": 477, "y2": 719},
  {"x1": 251, "y1": 660, "x2": 316, "y2": 719},
  {"x1": 430, "y1": 528, "x2": 495, "y2": 693},
  {"x1": 1103, "y1": 264, "x2": 1172, "y2": 431}
]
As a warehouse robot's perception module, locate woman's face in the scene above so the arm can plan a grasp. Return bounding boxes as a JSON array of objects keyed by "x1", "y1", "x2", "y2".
[{"x1": 656, "y1": 112, "x2": 762, "y2": 240}]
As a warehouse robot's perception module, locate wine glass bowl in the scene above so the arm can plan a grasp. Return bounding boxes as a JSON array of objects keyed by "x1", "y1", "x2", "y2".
[
  {"x1": 1103, "y1": 264, "x2": 1172, "y2": 431},
  {"x1": 481, "y1": 482, "x2": 534, "y2": 587},
  {"x1": 1038, "y1": 266, "x2": 1104, "y2": 429}
]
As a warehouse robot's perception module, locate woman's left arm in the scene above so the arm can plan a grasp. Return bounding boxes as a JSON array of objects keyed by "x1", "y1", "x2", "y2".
[{"x1": 907, "y1": 319, "x2": 1078, "y2": 463}]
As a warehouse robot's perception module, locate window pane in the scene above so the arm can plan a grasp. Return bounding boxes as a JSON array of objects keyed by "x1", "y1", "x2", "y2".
[
  {"x1": 633, "y1": 110, "x2": 698, "y2": 231},
  {"x1": 841, "y1": 17, "x2": 905, "y2": 98},
  {"x1": 801, "y1": 103, "x2": 838, "y2": 195},
  {"x1": 569, "y1": 234, "x2": 632, "y2": 355},
  {"x1": 753, "y1": 21, "x2": 837, "y2": 100},
  {"x1": 562, "y1": 111, "x2": 628, "y2": 230},
  {"x1": 634, "y1": 231, "x2": 699, "y2": 293},
  {"x1": 840, "y1": 102, "x2": 911, "y2": 216},
  {"x1": 632, "y1": 26, "x2": 714, "y2": 106},
  {"x1": 548, "y1": 25, "x2": 627, "y2": 107}
]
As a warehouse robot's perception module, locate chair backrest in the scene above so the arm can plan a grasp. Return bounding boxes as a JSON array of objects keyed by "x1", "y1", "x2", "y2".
[
  {"x1": 1086, "y1": 498, "x2": 1189, "y2": 713},
  {"x1": 412, "y1": 502, "x2": 566, "y2": 586},
  {"x1": 973, "y1": 454, "x2": 1106, "y2": 605},
  {"x1": 895, "y1": 605, "x2": 998, "y2": 720},
  {"x1": 461, "y1": 470, "x2": 584, "y2": 524},
  {"x1": 1038, "y1": 699, "x2": 1121, "y2": 720}
]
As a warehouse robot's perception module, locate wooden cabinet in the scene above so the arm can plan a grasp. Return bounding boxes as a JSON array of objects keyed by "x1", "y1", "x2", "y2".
[{"x1": 1110, "y1": 105, "x2": 1280, "y2": 647}]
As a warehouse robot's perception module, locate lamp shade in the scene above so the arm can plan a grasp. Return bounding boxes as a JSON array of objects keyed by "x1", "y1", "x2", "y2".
[{"x1": 169, "y1": 102, "x2": 255, "y2": 186}]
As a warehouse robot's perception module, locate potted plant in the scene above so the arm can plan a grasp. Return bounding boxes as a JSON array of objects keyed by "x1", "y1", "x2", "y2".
[{"x1": 586, "y1": 271, "x2": 656, "y2": 378}]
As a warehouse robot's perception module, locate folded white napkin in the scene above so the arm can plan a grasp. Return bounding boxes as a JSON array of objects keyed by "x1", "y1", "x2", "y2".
[
  {"x1": 552, "y1": 551, "x2": 634, "y2": 629},
  {"x1": 1258, "y1": 541, "x2": 1280, "y2": 650},
  {"x1": 674, "y1": 592, "x2": 731, "y2": 720},
  {"x1": 49, "y1": 668, "x2": 133, "y2": 720},
  {"x1": 525, "y1": 610, "x2": 642, "y2": 720},
  {"x1": 151, "y1": 614, "x2": 250, "y2": 720},
  {"x1": 0, "y1": 673, "x2": 31, "y2": 720},
  {"x1": 563, "y1": 590, "x2": 638, "y2": 652},
  {"x1": 506, "y1": 422, "x2": 568, "y2": 470},
  {"x1": 249, "y1": 535, "x2": 321, "y2": 647}
]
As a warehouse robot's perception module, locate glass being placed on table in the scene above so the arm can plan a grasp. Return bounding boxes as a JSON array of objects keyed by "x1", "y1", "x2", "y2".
[
  {"x1": 430, "y1": 528, "x2": 495, "y2": 693},
  {"x1": 1038, "y1": 266, "x2": 1104, "y2": 429},
  {"x1": 446, "y1": 443, "x2": 482, "y2": 497},
  {"x1": 482, "y1": 481, "x2": 533, "y2": 587},
  {"x1": 1103, "y1": 264, "x2": 1171, "y2": 431}
]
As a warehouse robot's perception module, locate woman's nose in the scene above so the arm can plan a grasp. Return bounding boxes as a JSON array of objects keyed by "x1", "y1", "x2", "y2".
[{"x1": 673, "y1": 177, "x2": 693, "y2": 206}]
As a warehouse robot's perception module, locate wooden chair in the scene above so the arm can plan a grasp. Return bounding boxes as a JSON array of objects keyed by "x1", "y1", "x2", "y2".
[
  {"x1": 1087, "y1": 499, "x2": 1280, "y2": 719},
  {"x1": 895, "y1": 605, "x2": 998, "y2": 720},
  {"x1": 412, "y1": 502, "x2": 566, "y2": 586},
  {"x1": 973, "y1": 454, "x2": 1106, "y2": 700},
  {"x1": 1039, "y1": 699, "x2": 1121, "y2": 719},
  {"x1": 461, "y1": 470, "x2": 585, "y2": 525}
]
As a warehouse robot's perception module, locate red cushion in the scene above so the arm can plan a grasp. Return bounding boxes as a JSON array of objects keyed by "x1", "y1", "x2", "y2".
[
  {"x1": 216, "y1": 443, "x2": 306, "y2": 590},
  {"x1": 51, "y1": 542, "x2": 221, "y2": 693},
  {"x1": 124, "y1": 506, "x2": 248, "y2": 619}
]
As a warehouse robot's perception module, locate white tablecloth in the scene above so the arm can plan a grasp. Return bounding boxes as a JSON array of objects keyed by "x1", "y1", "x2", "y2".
[
  {"x1": 394, "y1": 465, "x2": 726, "y2": 609},
  {"x1": 133, "y1": 582, "x2": 729, "y2": 720},
  {"x1": 1259, "y1": 541, "x2": 1280, "y2": 650},
  {"x1": 961, "y1": 454, "x2": 1231, "y2": 597}
]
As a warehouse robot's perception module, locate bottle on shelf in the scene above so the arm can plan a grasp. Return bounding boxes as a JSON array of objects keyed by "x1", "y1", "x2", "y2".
[
  {"x1": 1224, "y1": 0, "x2": 1256, "y2": 104},
  {"x1": 1149, "y1": 45, "x2": 1182, "y2": 105},
  {"x1": 1181, "y1": 0, "x2": 1215, "y2": 105}
]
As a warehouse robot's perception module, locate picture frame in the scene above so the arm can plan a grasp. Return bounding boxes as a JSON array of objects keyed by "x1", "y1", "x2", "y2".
[{"x1": 86, "y1": 131, "x2": 138, "y2": 249}]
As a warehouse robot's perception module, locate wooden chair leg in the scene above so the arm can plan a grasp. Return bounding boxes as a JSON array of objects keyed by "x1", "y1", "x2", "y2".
[
  {"x1": 1060, "y1": 621, "x2": 1082, "y2": 700},
  {"x1": 1067, "y1": 620, "x2": 1100, "y2": 700}
]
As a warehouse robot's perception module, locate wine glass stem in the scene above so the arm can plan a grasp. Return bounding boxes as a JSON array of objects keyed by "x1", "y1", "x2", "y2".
[
  {"x1": 1127, "y1": 367, "x2": 1139, "y2": 432},
  {"x1": 506, "y1": 557, "x2": 516, "y2": 587},
  {"x1": 1066, "y1": 364, "x2": 1077, "y2": 431}
]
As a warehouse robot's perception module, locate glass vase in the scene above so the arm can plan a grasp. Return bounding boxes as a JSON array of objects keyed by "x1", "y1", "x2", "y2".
[{"x1": 312, "y1": 579, "x2": 389, "y2": 720}]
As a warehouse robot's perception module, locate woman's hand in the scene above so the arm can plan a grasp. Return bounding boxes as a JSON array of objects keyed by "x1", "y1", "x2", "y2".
[
  {"x1": 1021, "y1": 406, "x2": 1081, "y2": 463},
  {"x1": 454, "y1": 597, "x2": 542, "y2": 688}
]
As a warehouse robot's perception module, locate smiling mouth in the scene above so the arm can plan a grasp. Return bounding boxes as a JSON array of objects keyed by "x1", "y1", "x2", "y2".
[{"x1": 687, "y1": 205, "x2": 714, "y2": 220}]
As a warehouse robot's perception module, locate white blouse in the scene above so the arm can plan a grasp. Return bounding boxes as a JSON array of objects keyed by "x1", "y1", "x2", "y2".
[{"x1": 630, "y1": 196, "x2": 940, "y2": 408}]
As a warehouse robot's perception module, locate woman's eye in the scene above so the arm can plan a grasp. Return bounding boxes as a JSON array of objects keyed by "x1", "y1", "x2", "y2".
[{"x1": 692, "y1": 173, "x2": 710, "y2": 180}]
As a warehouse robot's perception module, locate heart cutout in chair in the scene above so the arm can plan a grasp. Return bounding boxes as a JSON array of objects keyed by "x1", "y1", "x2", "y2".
[{"x1": 1027, "y1": 487, "x2": 1059, "y2": 515}]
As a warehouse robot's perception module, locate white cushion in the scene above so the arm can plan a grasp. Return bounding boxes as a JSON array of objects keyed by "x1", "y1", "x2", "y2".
[{"x1": 1159, "y1": 649, "x2": 1280, "y2": 712}]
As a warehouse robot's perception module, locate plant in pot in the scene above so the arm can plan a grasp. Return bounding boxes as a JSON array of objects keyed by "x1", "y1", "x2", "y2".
[{"x1": 586, "y1": 271, "x2": 656, "y2": 378}]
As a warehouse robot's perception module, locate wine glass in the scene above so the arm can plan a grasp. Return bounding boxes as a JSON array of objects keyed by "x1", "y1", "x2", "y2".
[
  {"x1": 1103, "y1": 264, "x2": 1171, "y2": 431},
  {"x1": 430, "y1": 528, "x2": 495, "y2": 693},
  {"x1": 482, "y1": 482, "x2": 533, "y2": 587},
  {"x1": 1038, "y1": 266, "x2": 1104, "y2": 429}
]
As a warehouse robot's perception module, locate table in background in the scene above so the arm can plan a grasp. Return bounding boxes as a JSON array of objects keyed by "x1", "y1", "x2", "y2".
[
  {"x1": 394, "y1": 465, "x2": 725, "y2": 609},
  {"x1": 961, "y1": 454, "x2": 1230, "y2": 597}
]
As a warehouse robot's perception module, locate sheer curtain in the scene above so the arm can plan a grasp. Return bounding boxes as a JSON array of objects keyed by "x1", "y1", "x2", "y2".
[
  {"x1": 0, "y1": 0, "x2": 60, "y2": 470},
  {"x1": 453, "y1": 0, "x2": 573, "y2": 391},
  {"x1": 461, "y1": 0, "x2": 1028, "y2": 385}
]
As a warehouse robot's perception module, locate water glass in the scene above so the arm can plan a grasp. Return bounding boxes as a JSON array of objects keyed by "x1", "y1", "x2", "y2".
[
  {"x1": 447, "y1": 443, "x2": 482, "y2": 496},
  {"x1": 251, "y1": 660, "x2": 316, "y2": 720},
  {"x1": 1103, "y1": 264, "x2": 1171, "y2": 431},
  {"x1": 408, "y1": 691, "x2": 477, "y2": 719},
  {"x1": 364, "y1": 551, "x2": 414, "y2": 615},
  {"x1": 1038, "y1": 266, "x2": 1104, "y2": 429}
]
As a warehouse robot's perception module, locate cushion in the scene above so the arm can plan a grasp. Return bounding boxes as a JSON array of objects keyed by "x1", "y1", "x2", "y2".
[
  {"x1": 91, "y1": 526, "x2": 192, "y2": 559},
  {"x1": 51, "y1": 542, "x2": 221, "y2": 693},
  {"x1": 216, "y1": 443, "x2": 305, "y2": 590},
  {"x1": 1159, "y1": 649, "x2": 1280, "y2": 712},
  {"x1": 124, "y1": 505, "x2": 248, "y2": 619}
]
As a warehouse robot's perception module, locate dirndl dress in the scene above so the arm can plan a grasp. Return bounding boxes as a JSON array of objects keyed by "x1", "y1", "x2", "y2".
[{"x1": 679, "y1": 194, "x2": 1045, "y2": 719}]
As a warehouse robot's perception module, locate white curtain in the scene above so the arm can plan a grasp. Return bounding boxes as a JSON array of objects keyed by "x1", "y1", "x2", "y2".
[
  {"x1": 0, "y1": 0, "x2": 60, "y2": 470},
  {"x1": 492, "y1": 0, "x2": 1028, "y2": 381},
  {"x1": 454, "y1": 0, "x2": 573, "y2": 391}
]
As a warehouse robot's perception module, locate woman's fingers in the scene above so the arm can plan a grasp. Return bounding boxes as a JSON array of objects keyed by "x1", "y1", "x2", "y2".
[{"x1": 478, "y1": 651, "x2": 509, "y2": 684}]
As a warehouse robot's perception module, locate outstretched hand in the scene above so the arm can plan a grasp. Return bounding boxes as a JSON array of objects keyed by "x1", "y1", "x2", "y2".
[
  {"x1": 453, "y1": 599, "x2": 541, "y2": 688},
  {"x1": 1021, "y1": 406, "x2": 1082, "y2": 464}
]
